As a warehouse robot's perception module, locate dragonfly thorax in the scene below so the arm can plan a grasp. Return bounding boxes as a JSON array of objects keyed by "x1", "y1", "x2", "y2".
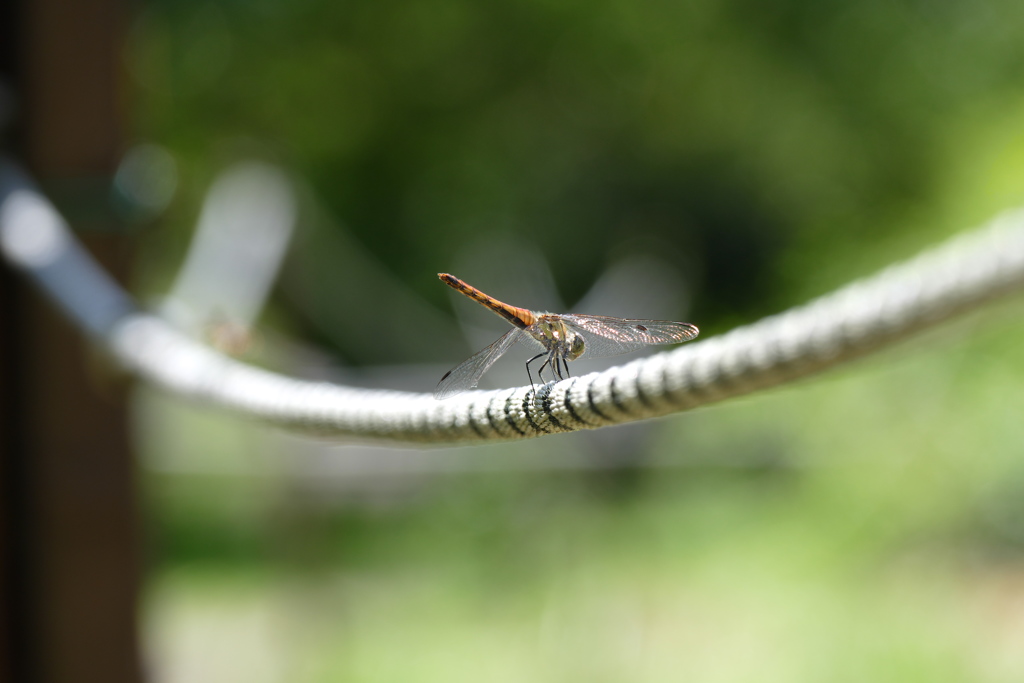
[{"x1": 530, "y1": 316, "x2": 586, "y2": 362}]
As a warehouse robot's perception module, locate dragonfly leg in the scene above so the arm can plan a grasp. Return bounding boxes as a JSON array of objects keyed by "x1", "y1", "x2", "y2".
[
  {"x1": 539, "y1": 352, "x2": 560, "y2": 384},
  {"x1": 525, "y1": 352, "x2": 545, "y2": 393},
  {"x1": 552, "y1": 354, "x2": 565, "y2": 381},
  {"x1": 538, "y1": 356, "x2": 552, "y2": 383}
]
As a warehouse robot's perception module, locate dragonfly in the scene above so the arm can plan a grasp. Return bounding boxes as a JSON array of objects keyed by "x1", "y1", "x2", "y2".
[{"x1": 435, "y1": 273, "x2": 699, "y2": 399}]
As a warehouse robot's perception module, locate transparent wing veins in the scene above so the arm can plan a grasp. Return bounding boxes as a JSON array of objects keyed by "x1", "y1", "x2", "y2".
[
  {"x1": 434, "y1": 327, "x2": 525, "y2": 399},
  {"x1": 560, "y1": 314, "x2": 699, "y2": 359}
]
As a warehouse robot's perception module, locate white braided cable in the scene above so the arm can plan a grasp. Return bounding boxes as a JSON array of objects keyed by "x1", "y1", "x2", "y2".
[{"x1": 3, "y1": 157, "x2": 1024, "y2": 444}]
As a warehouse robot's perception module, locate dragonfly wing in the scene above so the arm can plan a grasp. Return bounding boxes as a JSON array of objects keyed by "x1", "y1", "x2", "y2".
[
  {"x1": 434, "y1": 328, "x2": 525, "y2": 399},
  {"x1": 560, "y1": 314, "x2": 699, "y2": 359}
]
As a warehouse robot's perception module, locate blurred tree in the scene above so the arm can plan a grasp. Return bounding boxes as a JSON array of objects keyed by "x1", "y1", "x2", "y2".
[{"x1": 130, "y1": 0, "x2": 1024, "y2": 353}]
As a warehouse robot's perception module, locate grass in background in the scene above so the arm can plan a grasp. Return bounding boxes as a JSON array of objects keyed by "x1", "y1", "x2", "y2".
[
  {"x1": 140, "y1": 295, "x2": 1024, "y2": 683},
  {"x1": 127, "y1": 0, "x2": 1024, "y2": 679}
]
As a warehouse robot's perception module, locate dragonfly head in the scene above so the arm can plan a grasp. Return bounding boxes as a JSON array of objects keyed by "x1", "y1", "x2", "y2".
[{"x1": 565, "y1": 331, "x2": 586, "y2": 362}]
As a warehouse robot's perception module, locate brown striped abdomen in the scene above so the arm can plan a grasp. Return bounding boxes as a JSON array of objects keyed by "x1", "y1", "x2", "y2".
[{"x1": 438, "y1": 273, "x2": 537, "y2": 328}]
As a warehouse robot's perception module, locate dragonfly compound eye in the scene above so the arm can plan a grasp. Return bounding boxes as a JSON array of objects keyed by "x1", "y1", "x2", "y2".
[{"x1": 567, "y1": 334, "x2": 586, "y2": 361}]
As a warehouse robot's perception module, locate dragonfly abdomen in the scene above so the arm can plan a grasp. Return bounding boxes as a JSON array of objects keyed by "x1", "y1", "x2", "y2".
[{"x1": 439, "y1": 273, "x2": 537, "y2": 329}]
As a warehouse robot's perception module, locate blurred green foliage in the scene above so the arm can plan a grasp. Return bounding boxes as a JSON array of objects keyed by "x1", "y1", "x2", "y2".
[
  {"x1": 131, "y1": 0, "x2": 1024, "y2": 680},
  {"x1": 131, "y1": 0, "x2": 1024, "y2": 326},
  {"x1": 141, "y1": 302, "x2": 1024, "y2": 681}
]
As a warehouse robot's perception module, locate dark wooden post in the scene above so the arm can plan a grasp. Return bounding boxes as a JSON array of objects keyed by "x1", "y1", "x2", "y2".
[{"x1": 1, "y1": 0, "x2": 144, "y2": 681}]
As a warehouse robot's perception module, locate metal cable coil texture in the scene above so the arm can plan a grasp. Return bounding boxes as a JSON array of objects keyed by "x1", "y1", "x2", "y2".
[
  {"x1": 112, "y1": 208, "x2": 1024, "y2": 443},
  {"x1": 3, "y1": 157, "x2": 1024, "y2": 444}
]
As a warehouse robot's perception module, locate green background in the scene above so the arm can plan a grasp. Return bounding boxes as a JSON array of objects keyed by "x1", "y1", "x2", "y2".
[{"x1": 129, "y1": 0, "x2": 1024, "y2": 680}]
